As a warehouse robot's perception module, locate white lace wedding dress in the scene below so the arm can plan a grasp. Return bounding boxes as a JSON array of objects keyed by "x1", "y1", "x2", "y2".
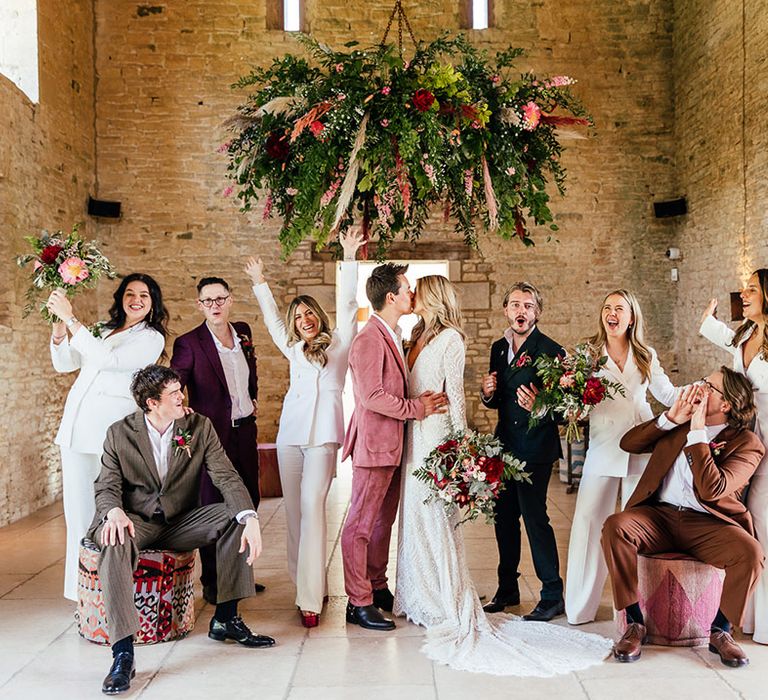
[{"x1": 394, "y1": 328, "x2": 612, "y2": 676}]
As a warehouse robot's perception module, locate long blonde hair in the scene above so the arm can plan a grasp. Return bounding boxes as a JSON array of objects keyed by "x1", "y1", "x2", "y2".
[
  {"x1": 285, "y1": 295, "x2": 333, "y2": 367},
  {"x1": 410, "y1": 275, "x2": 467, "y2": 346},
  {"x1": 586, "y1": 289, "x2": 653, "y2": 382},
  {"x1": 731, "y1": 269, "x2": 768, "y2": 359}
]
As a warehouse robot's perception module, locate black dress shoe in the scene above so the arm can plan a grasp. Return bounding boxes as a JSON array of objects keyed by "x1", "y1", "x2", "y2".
[
  {"x1": 482, "y1": 591, "x2": 520, "y2": 613},
  {"x1": 102, "y1": 652, "x2": 135, "y2": 695},
  {"x1": 208, "y1": 615, "x2": 276, "y2": 647},
  {"x1": 523, "y1": 598, "x2": 565, "y2": 622},
  {"x1": 372, "y1": 587, "x2": 395, "y2": 612},
  {"x1": 254, "y1": 582, "x2": 266, "y2": 593},
  {"x1": 346, "y1": 602, "x2": 396, "y2": 630}
]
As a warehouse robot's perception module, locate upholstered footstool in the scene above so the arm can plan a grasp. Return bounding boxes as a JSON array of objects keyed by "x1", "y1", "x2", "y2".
[
  {"x1": 616, "y1": 552, "x2": 726, "y2": 646},
  {"x1": 77, "y1": 538, "x2": 197, "y2": 645}
]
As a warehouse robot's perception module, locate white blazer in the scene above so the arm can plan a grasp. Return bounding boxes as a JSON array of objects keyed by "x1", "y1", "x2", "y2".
[
  {"x1": 253, "y1": 261, "x2": 358, "y2": 447},
  {"x1": 700, "y1": 314, "x2": 768, "y2": 475},
  {"x1": 582, "y1": 345, "x2": 677, "y2": 478},
  {"x1": 51, "y1": 322, "x2": 165, "y2": 454}
]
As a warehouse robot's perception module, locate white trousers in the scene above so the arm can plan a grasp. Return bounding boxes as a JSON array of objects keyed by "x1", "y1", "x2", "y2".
[
  {"x1": 744, "y1": 473, "x2": 768, "y2": 642},
  {"x1": 60, "y1": 446, "x2": 102, "y2": 601},
  {"x1": 277, "y1": 443, "x2": 337, "y2": 613},
  {"x1": 565, "y1": 471, "x2": 641, "y2": 624}
]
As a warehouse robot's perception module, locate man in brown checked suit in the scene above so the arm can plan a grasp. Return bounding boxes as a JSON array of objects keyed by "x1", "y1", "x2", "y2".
[
  {"x1": 88, "y1": 365, "x2": 275, "y2": 696},
  {"x1": 602, "y1": 366, "x2": 765, "y2": 668}
]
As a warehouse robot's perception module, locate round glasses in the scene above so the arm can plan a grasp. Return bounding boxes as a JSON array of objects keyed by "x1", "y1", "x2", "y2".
[{"x1": 199, "y1": 295, "x2": 230, "y2": 308}]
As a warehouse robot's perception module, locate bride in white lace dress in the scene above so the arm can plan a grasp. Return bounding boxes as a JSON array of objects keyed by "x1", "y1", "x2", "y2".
[{"x1": 394, "y1": 275, "x2": 612, "y2": 676}]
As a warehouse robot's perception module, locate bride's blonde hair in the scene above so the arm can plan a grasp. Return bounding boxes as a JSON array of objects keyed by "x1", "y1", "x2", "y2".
[{"x1": 410, "y1": 275, "x2": 466, "y2": 346}]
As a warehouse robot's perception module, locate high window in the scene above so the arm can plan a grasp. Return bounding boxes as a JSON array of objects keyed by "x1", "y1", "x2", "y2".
[
  {"x1": 460, "y1": 0, "x2": 493, "y2": 30},
  {"x1": 267, "y1": 0, "x2": 305, "y2": 32},
  {"x1": 0, "y1": 0, "x2": 39, "y2": 103}
]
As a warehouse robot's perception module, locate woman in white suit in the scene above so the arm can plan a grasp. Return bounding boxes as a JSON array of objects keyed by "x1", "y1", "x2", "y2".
[
  {"x1": 700, "y1": 268, "x2": 768, "y2": 643},
  {"x1": 46, "y1": 273, "x2": 168, "y2": 601},
  {"x1": 245, "y1": 229, "x2": 363, "y2": 627},
  {"x1": 565, "y1": 289, "x2": 677, "y2": 625}
]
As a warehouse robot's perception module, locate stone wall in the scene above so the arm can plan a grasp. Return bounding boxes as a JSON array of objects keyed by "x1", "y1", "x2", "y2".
[
  {"x1": 92, "y1": 0, "x2": 678, "y2": 441},
  {"x1": 671, "y1": 0, "x2": 768, "y2": 380},
  {"x1": 0, "y1": 0, "x2": 96, "y2": 525}
]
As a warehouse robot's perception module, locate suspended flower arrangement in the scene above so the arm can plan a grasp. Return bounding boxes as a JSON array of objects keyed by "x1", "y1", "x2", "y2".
[{"x1": 224, "y1": 17, "x2": 590, "y2": 258}]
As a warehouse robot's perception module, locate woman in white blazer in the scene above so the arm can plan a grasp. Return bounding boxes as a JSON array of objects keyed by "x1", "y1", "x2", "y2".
[
  {"x1": 565, "y1": 289, "x2": 677, "y2": 624},
  {"x1": 46, "y1": 273, "x2": 168, "y2": 601},
  {"x1": 700, "y1": 268, "x2": 768, "y2": 643},
  {"x1": 245, "y1": 229, "x2": 363, "y2": 627}
]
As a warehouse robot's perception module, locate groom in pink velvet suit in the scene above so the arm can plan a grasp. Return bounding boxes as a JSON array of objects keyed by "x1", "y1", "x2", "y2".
[{"x1": 341, "y1": 263, "x2": 447, "y2": 631}]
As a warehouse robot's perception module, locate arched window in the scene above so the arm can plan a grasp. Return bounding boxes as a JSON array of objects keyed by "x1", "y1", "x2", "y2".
[
  {"x1": 460, "y1": 0, "x2": 493, "y2": 30},
  {"x1": 267, "y1": 0, "x2": 305, "y2": 32},
  {"x1": 0, "y1": 0, "x2": 39, "y2": 103}
]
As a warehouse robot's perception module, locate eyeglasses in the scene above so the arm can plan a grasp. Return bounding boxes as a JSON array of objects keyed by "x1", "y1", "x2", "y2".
[
  {"x1": 699, "y1": 378, "x2": 724, "y2": 396},
  {"x1": 199, "y1": 295, "x2": 230, "y2": 308}
]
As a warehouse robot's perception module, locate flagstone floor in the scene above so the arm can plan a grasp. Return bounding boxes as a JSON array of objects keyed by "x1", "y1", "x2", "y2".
[{"x1": 0, "y1": 464, "x2": 766, "y2": 700}]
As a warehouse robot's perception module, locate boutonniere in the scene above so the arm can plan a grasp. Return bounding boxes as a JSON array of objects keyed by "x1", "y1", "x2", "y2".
[
  {"x1": 238, "y1": 333, "x2": 254, "y2": 358},
  {"x1": 514, "y1": 352, "x2": 532, "y2": 368},
  {"x1": 709, "y1": 440, "x2": 726, "y2": 457},
  {"x1": 173, "y1": 428, "x2": 194, "y2": 458},
  {"x1": 89, "y1": 321, "x2": 106, "y2": 338}
]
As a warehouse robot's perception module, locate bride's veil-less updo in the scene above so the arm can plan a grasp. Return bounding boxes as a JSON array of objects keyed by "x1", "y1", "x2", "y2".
[{"x1": 410, "y1": 275, "x2": 467, "y2": 346}]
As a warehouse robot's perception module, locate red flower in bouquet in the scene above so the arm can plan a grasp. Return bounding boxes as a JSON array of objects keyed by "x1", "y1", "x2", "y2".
[
  {"x1": 483, "y1": 457, "x2": 506, "y2": 483},
  {"x1": 437, "y1": 439, "x2": 458, "y2": 453},
  {"x1": 39, "y1": 244, "x2": 63, "y2": 265},
  {"x1": 265, "y1": 131, "x2": 289, "y2": 161},
  {"x1": 412, "y1": 88, "x2": 436, "y2": 112},
  {"x1": 309, "y1": 120, "x2": 325, "y2": 137},
  {"x1": 582, "y1": 376, "x2": 606, "y2": 405}
]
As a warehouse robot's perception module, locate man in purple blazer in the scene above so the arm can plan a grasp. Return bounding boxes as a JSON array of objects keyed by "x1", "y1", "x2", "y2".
[{"x1": 171, "y1": 276, "x2": 263, "y2": 600}]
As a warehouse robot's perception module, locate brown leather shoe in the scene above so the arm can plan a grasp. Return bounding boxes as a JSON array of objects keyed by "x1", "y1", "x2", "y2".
[
  {"x1": 709, "y1": 629, "x2": 749, "y2": 667},
  {"x1": 613, "y1": 622, "x2": 647, "y2": 662}
]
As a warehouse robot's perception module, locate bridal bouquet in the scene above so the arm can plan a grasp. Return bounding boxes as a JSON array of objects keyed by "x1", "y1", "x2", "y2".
[
  {"x1": 413, "y1": 429, "x2": 529, "y2": 526},
  {"x1": 16, "y1": 224, "x2": 117, "y2": 321},
  {"x1": 529, "y1": 343, "x2": 625, "y2": 442}
]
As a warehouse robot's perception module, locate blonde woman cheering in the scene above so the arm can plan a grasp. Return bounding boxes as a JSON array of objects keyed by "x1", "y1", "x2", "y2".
[
  {"x1": 565, "y1": 290, "x2": 677, "y2": 625},
  {"x1": 245, "y1": 229, "x2": 363, "y2": 627}
]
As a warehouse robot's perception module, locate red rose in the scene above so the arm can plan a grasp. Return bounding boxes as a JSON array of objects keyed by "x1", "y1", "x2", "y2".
[
  {"x1": 582, "y1": 377, "x2": 606, "y2": 405},
  {"x1": 309, "y1": 120, "x2": 325, "y2": 137},
  {"x1": 40, "y1": 244, "x2": 63, "y2": 265},
  {"x1": 437, "y1": 439, "x2": 458, "y2": 453},
  {"x1": 265, "y1": 131, "x2": 289, "y2": 161},
  {"x1": 483, "y1": 457, "x2": 505, "y2": 483},
  {"x1": 412, "y1": 89, "x2": 436, "y2": 112}
]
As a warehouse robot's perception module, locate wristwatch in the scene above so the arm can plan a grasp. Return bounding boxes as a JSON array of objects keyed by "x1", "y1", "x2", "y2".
[{"x1": 65, "y1": 316, "x2": 78, "y2": 328}]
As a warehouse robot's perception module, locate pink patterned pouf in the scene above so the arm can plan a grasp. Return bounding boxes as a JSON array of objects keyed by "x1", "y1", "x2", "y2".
[
  {"x1": 77, "y1": 538, "x2": 196, "y2": 645},
  {"x1": 616, "y1": 552, "x2": 725, "y2": 646}
]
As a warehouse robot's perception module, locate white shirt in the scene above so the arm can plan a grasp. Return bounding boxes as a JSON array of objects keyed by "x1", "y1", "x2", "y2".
[
  {"x1": 656, "y1": 413, "x2": 727, "y2": 513},
  {"x1": 208, "y1": 323, "x2": 253, "y2": 421},
  {"x1": 144, "y1": 416, "x2": 173, "y2": 482},
  {"x1": 372, "y1": 313, "x2": 405, "y2": 362},
  {"x1": 504, "y1": 326, "x2": 534, "y2": 364}
]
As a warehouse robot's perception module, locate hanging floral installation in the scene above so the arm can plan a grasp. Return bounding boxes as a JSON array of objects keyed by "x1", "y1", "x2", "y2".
[{"x1": 224, "y1": 5, "x2": 590, "y2": 258}]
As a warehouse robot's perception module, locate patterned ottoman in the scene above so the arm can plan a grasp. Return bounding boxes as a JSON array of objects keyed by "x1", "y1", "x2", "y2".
[
  {"x1": 616, "y1": 552, "x2": 725, "y2": 646},
  {"x1": 77, "y1": 538, "x2": 196, "y2": 645}
]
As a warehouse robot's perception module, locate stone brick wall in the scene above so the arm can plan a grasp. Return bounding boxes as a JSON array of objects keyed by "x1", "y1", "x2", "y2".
[
  {"x1": 671, "y1": 0, "x2": 768, "y2": 381},
  {"x1": 91, "y1": 0, "x2": 678, "y2": 443},
  {"x1": 0, "y1": 0, "x2": 96, "y2": 525}
]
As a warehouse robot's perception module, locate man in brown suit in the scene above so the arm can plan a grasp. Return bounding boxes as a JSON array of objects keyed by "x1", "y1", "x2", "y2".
[
  {"x1": 89, "y1": 365, "x2": 275, "y2": 696},
  {"x1": 602, "y1": 366, "x2": 765, "y2": 668}
]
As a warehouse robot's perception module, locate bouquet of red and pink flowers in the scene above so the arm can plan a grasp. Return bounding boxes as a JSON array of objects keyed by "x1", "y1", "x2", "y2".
[
  {"x1": 413, "y1": 429, "x2": 529, "y2": 526},
  {"x1": 529, "y1": 343, "x2": 625, "y2": 442},
  {"x1": 16, "y1": 224, "x2": 117, "y2": 322}
]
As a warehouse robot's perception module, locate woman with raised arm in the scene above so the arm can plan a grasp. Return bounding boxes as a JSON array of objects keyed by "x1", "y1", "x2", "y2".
[
  {"x1": 565, "y1": 289, "x2": 677, "y2": 625},
  {"x1": 46, "y1": 273, "x2": 168, "y2": 601},
  {"x1": 700, "y1": 269, "x2": 768, "y2": 644},
  {"x1": 245, "y1": 229, "x2": 363, "y2": 628}
]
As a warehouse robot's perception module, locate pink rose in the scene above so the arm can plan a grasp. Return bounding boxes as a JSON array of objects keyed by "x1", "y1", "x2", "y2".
[{"x1": 58, "y1": 257, "x2": 89, "y2": 285}]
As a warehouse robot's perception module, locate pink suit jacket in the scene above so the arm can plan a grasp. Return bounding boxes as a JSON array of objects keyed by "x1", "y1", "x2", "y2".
[{"x1": 342, "y1": 315, "x2": 426, "y2": 467}]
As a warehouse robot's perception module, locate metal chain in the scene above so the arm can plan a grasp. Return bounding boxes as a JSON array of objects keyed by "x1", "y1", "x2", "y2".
[{"x1": 379, "y1": 0, "x2": 418, "y2": 57}]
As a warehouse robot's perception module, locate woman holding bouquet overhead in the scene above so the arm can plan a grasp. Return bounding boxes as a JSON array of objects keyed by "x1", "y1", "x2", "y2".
[
  {"x1": 46, "y1": 273, "x2": 168, "y2": 600},
  {"x1": 565, "y1": 290, "x2": 676, "y2": 625},
  {"x1": 395, "y1": 275, "x2": 612, "y2": 676},
  {"x1": 700, "y1": 269, "x2": 768, "y2": 643}
]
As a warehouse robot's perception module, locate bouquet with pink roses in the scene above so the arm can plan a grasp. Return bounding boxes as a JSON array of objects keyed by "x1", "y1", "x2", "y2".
[
  {"x1": 16, "y1": 224, "x2": 117, "y2": 322},
  {"x1": 529, "y1": 343, "x2": 625, "y2": 442}
]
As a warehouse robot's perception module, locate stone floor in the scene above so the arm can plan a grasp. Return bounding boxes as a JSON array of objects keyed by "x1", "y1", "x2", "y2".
[{"x1": 0, "y1": 465, "x2": 766, "y2": 700}]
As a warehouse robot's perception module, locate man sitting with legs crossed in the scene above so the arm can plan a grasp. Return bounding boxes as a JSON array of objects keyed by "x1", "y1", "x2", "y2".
[
  {"x1": 89, "y1": 365, "x2": 275, "y2": 695},
  {"x1": 602, "y1": 366, "x2": 764, "y2": 667}
]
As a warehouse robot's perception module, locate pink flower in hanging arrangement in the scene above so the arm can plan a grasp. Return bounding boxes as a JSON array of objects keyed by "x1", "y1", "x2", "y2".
[
  {"x1": 58, "y1": 257, "x2": 90, "y2": 285},
  {"x1": 412, "y1": 89, "x2": 436, "y2": 112},
  {"x1": 262, "y1": 191, "x2": 274, "y2": 220},
  {"x1": 464, "y1": 169, "x2": 473, "y2": 196},
  {"x1": 381, "y1": 86, "x2": 391, "y2": 96},
  {"x1": 380, "y1": 119, "x2": 390, "y2": 127},
  {"x1": 334, "y1": 63, "x2": 344, "y2": 73},
  {"x1": 545, "y1": 75, "x2": 575, "y2": 88},
  {"x1": 216, "y1": 141, "x2": 231, "y2": 153},
  {"x1": 222, "y1": 185, "x2": 234, "y2": 197},
  {"x1": 522, "y1": 101, "x2": 542, "y2": 130},
  {"x1": 309, "y1": 120, "x2": 325, "y2": 137},
  {"x1": 285, "y1": 188, "x2": 298, "y2": 196}
]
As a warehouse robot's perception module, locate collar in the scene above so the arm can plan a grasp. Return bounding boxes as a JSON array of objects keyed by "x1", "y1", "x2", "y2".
[
  {"x1": 144, "y1": 415, "x2": 175, "y2": 439},
  {"x1": 207, "y1": 322, "x2": 240, "y2": 352},
  {"x1": 372, "y1": 313, "x2": 403, "y2": 342},
  {"x1": 504, "y1": 325, "x2": 537, "y2": 354}
]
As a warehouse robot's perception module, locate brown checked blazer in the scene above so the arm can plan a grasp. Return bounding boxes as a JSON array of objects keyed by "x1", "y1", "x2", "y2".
[
  {"x1": 620, "y1": 417, "x2": 765, "y2": 534},
  {"x1": 92, "y1": 410, "x2": 254, "y2": 525}
]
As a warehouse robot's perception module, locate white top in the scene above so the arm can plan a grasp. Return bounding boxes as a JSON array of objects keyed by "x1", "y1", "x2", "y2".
[
  {"x1": 51, "y1": 322, "x2": 165, "y2": 454},
  {"x1": 252, "y1": 261, "x2": 358, "y2": 447},
  {"x1": 504, "y1": 325, "x2": 535, "y2": 363},
  {"x1": 145, "y1": 415, "x2": 173, "y2": 482},
  {"x1": 208, "y1": 323, "x2": 253, "y2": 421},
  {"x1": 372, "y1": 312, "x2": 405, "y2": 361},
  {"x1": 700, "y1": 314, "x2": 768, "y2": 475},
  {"x1": 655, "y1": 413, "x2": 725, "y2": 512},
  {"x1": 582, "y1": 345, "x2": 677, "y2": 478}
]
